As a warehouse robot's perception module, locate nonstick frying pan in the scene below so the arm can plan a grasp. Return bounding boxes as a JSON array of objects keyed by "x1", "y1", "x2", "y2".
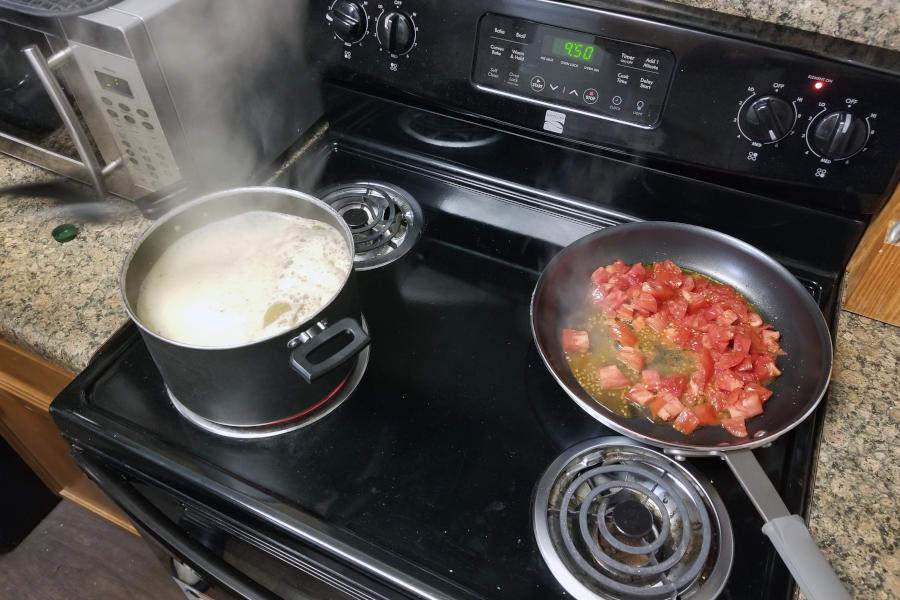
[{"x1": 531, "y1": 221, "x2": 849, "y2": 600}]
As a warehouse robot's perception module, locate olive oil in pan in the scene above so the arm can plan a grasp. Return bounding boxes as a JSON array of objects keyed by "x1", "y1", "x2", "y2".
[{"x1": 564, "y1": 314, "x2": 695, "y2": 419}]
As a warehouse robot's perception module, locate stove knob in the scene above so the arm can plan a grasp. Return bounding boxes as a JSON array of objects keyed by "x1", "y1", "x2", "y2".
[
  {"x1": 810, "y1": 111, "x2": 869, "y2": 160},
  {"x1": 327, "y1": 1, "x2": 367, "y2": 43},
  {"x1": 377, "y1": 12, "x2": 415, "y2": 55},
  {"x1": 738, "y1": 95, "x2": 795, "y2": 143}
]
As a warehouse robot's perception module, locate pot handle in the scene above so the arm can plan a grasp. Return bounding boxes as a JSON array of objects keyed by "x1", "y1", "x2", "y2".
[
  {"x1": 723, "y1": 449, "x2": 850, "y2": 600},
  {"x1": 289, "y1": 317, "x2": 370, "y2": 383}
]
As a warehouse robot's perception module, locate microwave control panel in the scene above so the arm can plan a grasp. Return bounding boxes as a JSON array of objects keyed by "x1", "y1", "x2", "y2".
[
  {"x1": 71, "y1": 44, "x2": 181, "y2": 192},
  {"x1": 472, "y1": 14, "x2": 675, "y2": 129}
]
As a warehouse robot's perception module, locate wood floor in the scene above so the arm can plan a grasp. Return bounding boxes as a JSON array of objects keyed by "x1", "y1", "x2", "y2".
[{"x1": 0, "y1": 500, "x2": 183, "y2": 600}]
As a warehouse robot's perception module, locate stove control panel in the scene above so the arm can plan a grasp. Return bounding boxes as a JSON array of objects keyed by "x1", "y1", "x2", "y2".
[{"x1": 472, "y1": 14, "x2": 675, "y2": 128}]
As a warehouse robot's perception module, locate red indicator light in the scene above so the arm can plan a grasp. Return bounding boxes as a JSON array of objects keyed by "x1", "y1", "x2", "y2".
[{"x1": 814, "y1": 81, "x2": 825, "y2": 90}]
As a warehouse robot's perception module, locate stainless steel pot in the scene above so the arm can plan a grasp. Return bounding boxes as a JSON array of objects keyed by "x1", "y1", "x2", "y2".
[{"x1": 121, "y1": 186, "x2": 370, "y2": 427}]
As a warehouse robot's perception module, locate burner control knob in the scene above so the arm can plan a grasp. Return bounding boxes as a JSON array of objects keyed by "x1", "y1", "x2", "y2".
[
  {"x1": 377, "y1": 12, "x2": 415, "y2": 55},
  {"x1": 738, "y1": 95, "x2": 795, "y2": 143},
  {"x1": 327, "y1": 1, "x2": 367, "y2": 43},
  {"x1": 810, "y1": 111, "x2": 869, "y2": 160}
]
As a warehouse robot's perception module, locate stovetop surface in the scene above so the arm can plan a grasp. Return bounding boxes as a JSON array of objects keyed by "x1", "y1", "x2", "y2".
[{"x1": 52, "y1": 97, "x2": 865, "y2": 599}]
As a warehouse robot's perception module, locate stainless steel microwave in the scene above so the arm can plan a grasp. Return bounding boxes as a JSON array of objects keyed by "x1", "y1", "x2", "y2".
[{"x1": 0, "y1": 0, "x2": 322, "y2": 210}]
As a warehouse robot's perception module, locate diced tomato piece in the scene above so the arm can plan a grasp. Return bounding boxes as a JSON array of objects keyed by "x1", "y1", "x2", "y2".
[
  {"x1": 714, "y1": 351, "x2": 744, "y2": 370},
  {"x1": 608, "y1": 321, "x2": 638, "y2": 347},
  {"x1": 591, "y1": 266, "x2": 611, "y2": 285},
  {"x1": 616, "y1": 303, "x2": 635, "y2": 320},
  {"x1": 648, "y1": 396, "x2": 668, "y2": 418},
  {"x1": 682, "y1": 312, "x2": 709, "y2": 332},
  {"x1": 754, "y1": 355, "x2": 782, "y2": 379},
  {"x1": 682, "y1": 290, "x2": 709, "y2": 313},
  {"x1": 681, "y1": 275, "x2": 695, "y2": 292},
  {"x1": 692, "y1": 403, "x2": 720, "y2": 426},
  {"x1": 598, "y1": 365, "x2": 631, "y2": 389},
  {"x1": 599, "y1": 288, "x2": 628, "y2": 314},
  {"x1": 705, "y1": 325, "x2": 734, "y2": 353},
  {"x1": 735, "y1": 356, "x2": 754, "y2": 372},
  {"x1": 697, "y1": 348, "x2": 714, "y2": 382},
  {"x1": 716, "y1": 309, "x2": 739, "y2": 326},
  {"x1": 642, "y1": 369, "x2": 661, "y2": 391},
  {"x1": 656, "y1": 393, "x2": 685, "y2": 421},
  {"x1": 687, "y1": 370, "x2": 706, "y2": 397},
  {"x1": 632, "y1": 315, "x2": 646, "y2": 331},
  {"x1": 617, "y1": 347, "x2": 645, "y2": 372},
  {"x1": 666, "y1": 298, "x2": 689, "y2": 321},
  {"x1": 674, "y1": 409, "x2": 701, "y2": 434},
  {"x1": 722, "y1": 417, "x2": 748, "y2": 438},
  {"x1": 747, "y1": 312, "x2": 763, "y2": 327},
  {"x1": 762, "y1": 329, "x2": 785, "y2": 355},
  {"x1": 728, "y1": 391, "x2": 763, "y2": 419},
  {"x1": 732, "y1": 333, "x2": 751, "y2": 356},
  {"x1": 652, "y1": 260, "x2": 683, "y2": 289},
  {"x1": 625, "y1": 262, "x2": 647, "y2": 284},
  {"x1": 626, "y1": 384, "x2": 655, "y2": 406},
  {"x1": 743, "y1": 382, "x2": 773, "y2": 402},
  {"x1": 737, "y1": 371, "x2": 759, "y2": 383},
  {"x1": 646, "y1": 312, "x2": 669, "y2": 333},
  {"x1": 561, "y1": 329, "x2": 590, "y2": 353},
  {"x1": 634, "y1": 291, "x2": 659, "y2": 314},
  {"x1": 609, "y1": 274, "x2": 631, "y2": 290},
  {"x1": 660, "y1": 374, "x2": 687, "y2": 397},
  {"x1": 663, "y1": 325, "x2": 691, "y2": 348},
  {"x1": 714, "y1": 369, "x2": 743, "y2": 392},
  {"x1": 606, "y1": 259, "x2": 629, "y2": 275},
  {"x1": 646, "y1": 282, "x2": 676, "y2": 301}
]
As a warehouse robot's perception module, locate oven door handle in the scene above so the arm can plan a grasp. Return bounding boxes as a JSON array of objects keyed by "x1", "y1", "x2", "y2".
[
  {"x1": 73, "y1": 451, "x2": 281, "y2": 600},
  {"x1": 21, "y1": 45, "x2": 121, "y2": 201}
]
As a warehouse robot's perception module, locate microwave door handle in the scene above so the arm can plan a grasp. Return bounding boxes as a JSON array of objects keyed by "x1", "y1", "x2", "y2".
[
  {"x1": 22, "y1": 45, "x2": 119, "y2": 201},
  {"x1": 73, "y1": 452, "x2": 281, "y2": 600}
]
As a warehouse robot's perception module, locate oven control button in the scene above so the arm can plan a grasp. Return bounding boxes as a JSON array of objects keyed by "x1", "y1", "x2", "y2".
[
  {"x1": 738, "y1": 95, "x2": 795, "y2": 143},
  {"x1": 809, "y1": 111, "x2": 869, "y2": 160},
  {"x1": 377, "y1": 11, "x2": 416, "y2": 55},
  {"x1": 326, "y1": 0, "x2": 368, "y2": 44}
]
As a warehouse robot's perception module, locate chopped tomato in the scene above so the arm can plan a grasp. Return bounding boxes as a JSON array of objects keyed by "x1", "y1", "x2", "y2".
[
  {"x1": 598, "y1": 365, "x2": 631, "y2": 389},
  {"x1": 591, "y1": 266, "x2": 611, "y2": 285},
  {"x1": 691, "y1": 403, "x2": 720, "y2": 426},
  {"x1": 561, "y1": 329, "x2": 590, "y2": 353},
  {"x1": 642, "y1": 369, "x2": 661, "y2": 391},
  {"x1": 609, "y1": 322, "x2": 638, "y2": 347},
  {"x1": 635, "y1": 291, "x2": 659, "y2": 314},
  {"x1": 646, "y1": 311, "x2": 669, "y2": 333},
  {"x1": 617, "y1": 347, "x2": 645, "y2": 372},
  {"x1": 565, "y1": 259, "x2": 784, "y2": 438},
  {"x1": 728, "y1": 391, "x2": 763, "y2": 419},
  {"x1": 626, "y1": 384, "x2": 655, "y2": 406},
  {"x1": 714, "y1": 369, "x2": 744, "y2": 392},
  {"x1": 722, "y1": 417, "x2": 748, "y2": 438},
  {"x1": 656, "y1": 393, "x2": 685, "y2": 421},
  {"x1": 714, "y1": 351, "x2": 744, "y2": 370},
  {"x1": 674, "y1": 409, "x2": 701, "y2": 434},
  {"x1": 660, "y1": 374, "x2": 687, "y2": 397},
  {"x1": 754, "y1": 355, "x2": 782, "y2": 379},
  {"x1": 744, "y1": 382, "x2": 773, "y2": 402}
]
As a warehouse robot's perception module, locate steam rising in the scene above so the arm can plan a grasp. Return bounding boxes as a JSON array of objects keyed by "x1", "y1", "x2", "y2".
[{"x1": 146, "y1": 0, "x2": 318, "y2": 192}]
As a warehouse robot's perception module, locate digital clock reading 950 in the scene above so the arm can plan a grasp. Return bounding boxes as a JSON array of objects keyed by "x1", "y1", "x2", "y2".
[{"x1": 545, "y1": 36, "x2": 596, "y2": 61}]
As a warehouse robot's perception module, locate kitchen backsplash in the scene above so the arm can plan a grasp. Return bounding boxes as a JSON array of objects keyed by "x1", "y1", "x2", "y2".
[{"x1": 666, "y1": 0, "x2": 899, "y2": 51}]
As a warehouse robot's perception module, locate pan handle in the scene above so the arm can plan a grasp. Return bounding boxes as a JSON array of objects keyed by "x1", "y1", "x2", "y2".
[{"x1": 723, "y1": 450, "x2": 850, "y2": 600}]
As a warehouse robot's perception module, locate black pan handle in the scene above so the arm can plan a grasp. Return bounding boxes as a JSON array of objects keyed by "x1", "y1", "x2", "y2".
[
  {"x1": 290, "y1": 317, "x2": 370, "y2": 383},
  {"x1": 73, "y1": 451, "x2": 280, "y2": 600}
]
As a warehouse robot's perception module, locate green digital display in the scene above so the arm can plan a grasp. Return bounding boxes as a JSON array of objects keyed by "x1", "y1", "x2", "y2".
[{"x1": 548, "y1": 36, "x2": 595, "y2": 61}]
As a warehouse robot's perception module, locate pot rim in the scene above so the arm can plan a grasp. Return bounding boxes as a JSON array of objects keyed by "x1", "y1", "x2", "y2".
[{"x1": 120, "y1": 185, "x2": 357, "y2": 351}]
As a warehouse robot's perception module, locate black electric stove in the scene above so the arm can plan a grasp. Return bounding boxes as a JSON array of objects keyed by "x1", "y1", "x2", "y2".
[{"x1": 51, "y1": 1, "x2": 900, "y2": 599}]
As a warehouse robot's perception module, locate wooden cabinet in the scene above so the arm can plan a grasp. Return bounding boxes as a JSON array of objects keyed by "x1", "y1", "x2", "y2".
[
  {"x1": 844, "y1": 183, "x2": 900, "y2": 325},
  {"x1": 0, "y1": 338, "x2": 136, "y2": 535}
]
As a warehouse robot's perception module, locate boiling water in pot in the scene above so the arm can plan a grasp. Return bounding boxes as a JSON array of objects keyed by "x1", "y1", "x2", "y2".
[{"x1": 136, "y1": 211, "x2": 351, "y2": 347}]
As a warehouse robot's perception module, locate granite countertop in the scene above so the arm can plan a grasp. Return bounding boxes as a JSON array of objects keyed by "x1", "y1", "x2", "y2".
[
  {"x1": 0, "y1": 153, "x2": 898, "y2": 598},
  {"x1": 666, "y1": 0, "x2": 900, "y2": 52}
]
